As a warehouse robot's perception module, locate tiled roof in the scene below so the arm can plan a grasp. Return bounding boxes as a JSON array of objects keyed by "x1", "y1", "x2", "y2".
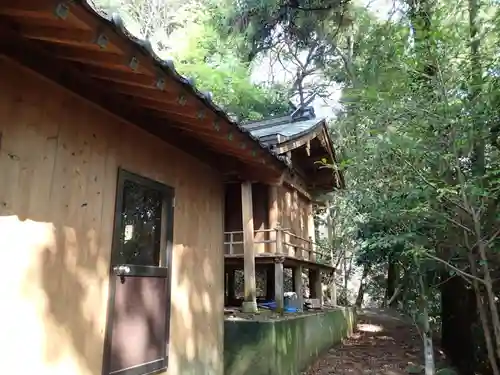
[
  {"x1": 241, "y1": 105, "x2": 325, "y2": 149},
  {"x1": 245, "y1": 117, "x2": 324, "y2": 141},
  {"x1": 83, "y1": 0, "x2": 290, "y2": 167}
]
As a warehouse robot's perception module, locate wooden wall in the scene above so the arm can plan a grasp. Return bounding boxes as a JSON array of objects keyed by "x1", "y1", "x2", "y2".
[
  {"x1": 0, "y1": 57, "x2": 224, "y2": 375},
  {"x1": 223, "y1": 182, "x2": 312, "y2": 257},
  {"x1": 277, "y1": 185, "x2": 311, "y2": 256}
]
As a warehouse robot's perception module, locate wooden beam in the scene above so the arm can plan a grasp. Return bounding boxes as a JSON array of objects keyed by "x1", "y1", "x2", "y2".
[
  {"x1": 113, "y1": 93, "x2": 193, "y2": 116},
  {"x1": 0, "y1": 27, "x2": 253, "y2": 176},
  {"x1": 283, "y1": 171, "x2": 312, "y2": 201},
  {"x1": 0, "y1": 1, "x2": 57, "y2": 19},
  {"x1": 13, "y1": 46, "x2": 271, "y2": 170},
  {"x1": 158, "y1": 111, "x2": 229, "y2": 131},
  {"x1": 274, "y1": 122, "x2": 323, "y2": 154},
  {"x1": 223, "y1": 170, "x2": 282, "y2": 185},
  {"x1": 179, "y1": 133, "x2": 264, "y2": 163},
  {"x1": 77, "y1": 64, "x2": 158, "y2": 86},
  {"x1": 37, "y1": 40, "x2": 134, "y2": 67},
  {"x1": 91, "y1": 76, "x2": 179, "y2": 97},
  {"x1": 170, "y1": 123, "x2": 235, "y2": 140},
  {"x1": 241, "y1": 181, "x2": 257, "y2": 313},
  {"x1": 318, "y1": 126, "x2": 344, "y2": 189},
  {"x1": 13, "y1": 23, "x2": 118, "y2": 50},
  {"x1": 0, "y1": 4, "x2": 288, "y2": 177}
]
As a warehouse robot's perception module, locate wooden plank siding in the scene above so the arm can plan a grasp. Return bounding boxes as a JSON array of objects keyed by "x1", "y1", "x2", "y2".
[
  {"x1": 277, "y1": 185, "x2": 311, "y2": 257},
  {"x1": 0, "y1": 57, "x2": 224, "y2": 375},
  {"x1": 224, "y1": 182, "x2": 312, "y2": 257}
]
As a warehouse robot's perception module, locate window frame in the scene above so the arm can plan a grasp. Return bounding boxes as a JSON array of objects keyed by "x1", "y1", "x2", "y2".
[{"x1": 102, "y1": 168, "x2": 175, "y2": 375}]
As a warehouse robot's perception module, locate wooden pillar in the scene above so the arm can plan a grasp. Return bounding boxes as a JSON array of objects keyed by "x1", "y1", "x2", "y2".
[
  {"x1": 268, "y1": 185, "x2": 278, "y2": 253},
  {"x1": 307, "y1": 200, "x2": 316, "y2": 261},
  {"x1": 241, "y1": 181, "x2": 257, "y2": 313},
  {"x1": 293, "y1": 265, "x2": 304, "y2": 311},
  {"x1": 274, "y1": 257, "x2": 285, "y2": 314}
]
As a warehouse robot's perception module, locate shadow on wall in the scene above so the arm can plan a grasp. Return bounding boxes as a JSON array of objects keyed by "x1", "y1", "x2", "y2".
[
  {"x1": 169, "y1": 241, "x2": 222, "y2": 375},
  {"x1": 0, "y1": 57, "x2": 223, "y2": 375},
  {"x1": 0, "y1": 123, "x2": 222, "y2": 375},
  {"x1": 40, "y1": 224, "x2": 107, "y2": 374},
  {"x1": 0, "y1": 213, "x2": 110, "y2": 375},
  {"x1": 1, "y1": 208, "x2": 222, "y2": 375}
]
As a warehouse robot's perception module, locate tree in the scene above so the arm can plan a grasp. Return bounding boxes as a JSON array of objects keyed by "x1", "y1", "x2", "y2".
[
  {"x1": 327, "y1": 0, "x2": 500, "y2": 373},
  {"x1": 92, "y1": 0, "x2": 291, "y2": 121}
]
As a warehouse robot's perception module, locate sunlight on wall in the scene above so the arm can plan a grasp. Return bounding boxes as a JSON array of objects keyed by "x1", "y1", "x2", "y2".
[
  {"x1": 169, "y1": 242, "x2": 222, "y2": 375},
  {"x1": 0, "y1": 216, "x2": 108, "y2": 375}
]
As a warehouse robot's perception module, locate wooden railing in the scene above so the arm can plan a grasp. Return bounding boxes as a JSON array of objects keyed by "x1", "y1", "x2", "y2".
[
  {"x1": 224, "y1": 228, "x2": 276, "y2": 255},
  {"x1": 224, "y1": 224, "x2": 332, "y2": 265}
]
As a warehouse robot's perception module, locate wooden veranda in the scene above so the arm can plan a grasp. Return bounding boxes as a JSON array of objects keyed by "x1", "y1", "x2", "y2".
[{"x1": 223, "y1": 182, "x2": 335, "y2": 313}]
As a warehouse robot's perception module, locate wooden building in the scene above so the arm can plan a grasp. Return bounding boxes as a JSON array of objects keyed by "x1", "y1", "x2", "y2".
[
  {"x1": 0, "y1": 2, "x2": 342, "y2": 375},
  {"x1": 224, "y1": 106, "x2": 343, "y2": 312}
]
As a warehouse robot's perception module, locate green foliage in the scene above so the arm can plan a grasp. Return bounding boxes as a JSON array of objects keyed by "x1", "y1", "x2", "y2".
[
  {"x1": 93, "y1": 0, "x2": 291, "y2": 121},
  {"x1": 324, "y1": 0, "x2": 500, "y2": 372},
  {"x1": 170, "y1": 20, "x2": 291, "y2": 120},
  {"x1": 217, "y1": 0, "x2": 351, "y2": 61}
]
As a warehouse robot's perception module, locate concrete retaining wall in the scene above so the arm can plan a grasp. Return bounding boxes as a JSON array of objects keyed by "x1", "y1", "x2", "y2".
[{"x1": 224, "y1": 307, "x2": 357, "y2": 375}]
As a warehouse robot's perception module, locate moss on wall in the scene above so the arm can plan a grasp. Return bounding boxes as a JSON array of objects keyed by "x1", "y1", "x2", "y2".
[{"x1": 224, "y1": 308, "x2": 356, "y2": 375}]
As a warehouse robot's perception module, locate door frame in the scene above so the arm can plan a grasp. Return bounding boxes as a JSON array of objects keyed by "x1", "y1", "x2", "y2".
[{"x1": 101, "y1": 168, "x2": 175, "y2": 375}]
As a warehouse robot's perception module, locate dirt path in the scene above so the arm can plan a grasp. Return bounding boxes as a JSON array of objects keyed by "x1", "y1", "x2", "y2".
[{"x1": 304, "y1": 309, "x2": 444, "y2": 375}]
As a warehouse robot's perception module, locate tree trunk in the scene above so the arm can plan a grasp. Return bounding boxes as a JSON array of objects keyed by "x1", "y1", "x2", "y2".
[
  {"x1": 385, "y1": 256, "x2": 399, "y2": 308},
  {"x1": 418, "y1": 271, "x2": 435, "y2": 375},
  {"x1": 469, "y1": 253, "x2": 500, "y2": 375},
  {"x1": 327, "y1": 203, "x2": 337, "y2": 305},
  {"x1": 355, "y1": 264, "x2": 369, "y2": 308},
  {"x1": 344, "y1": 252, "x2": 348, "y2": 302},
  {"x1": 440, "y1": 273, "x2": 477, "y2": 375}
]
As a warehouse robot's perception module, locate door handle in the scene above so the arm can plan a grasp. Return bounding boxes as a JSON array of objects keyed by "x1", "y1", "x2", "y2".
[{"x1": 113, "y1": 265, "x2": 131, "y2": 276}]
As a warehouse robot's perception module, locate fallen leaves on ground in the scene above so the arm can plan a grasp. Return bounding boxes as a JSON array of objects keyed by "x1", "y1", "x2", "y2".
[{"x1": 303, "y1": 309, "x2": 445, "y2": 375}]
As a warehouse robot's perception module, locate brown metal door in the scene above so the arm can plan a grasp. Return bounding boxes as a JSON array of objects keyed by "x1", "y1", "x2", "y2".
[{"x1": 103, "y1": 169, "x2": 174, "y2": 375}]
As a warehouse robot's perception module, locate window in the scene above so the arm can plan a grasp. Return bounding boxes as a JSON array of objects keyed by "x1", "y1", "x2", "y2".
[{"x1": 118, "y1": 179, "x2": 163, "y2": 266}]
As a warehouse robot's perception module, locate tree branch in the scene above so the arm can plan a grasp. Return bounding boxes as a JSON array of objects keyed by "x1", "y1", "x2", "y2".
[{"x1": 424, "y1": 252, "x2": 484, "y2": 284}]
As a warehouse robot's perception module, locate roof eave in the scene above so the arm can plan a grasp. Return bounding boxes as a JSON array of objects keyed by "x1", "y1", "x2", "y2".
[{"x1": 77, "y1": 1, "x2": 287, "y2": 172}]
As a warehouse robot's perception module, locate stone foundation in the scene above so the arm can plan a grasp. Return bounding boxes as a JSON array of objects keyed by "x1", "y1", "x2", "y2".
[{"x1": 224, "y1": 307, "x2": 357, "y2": 375}]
